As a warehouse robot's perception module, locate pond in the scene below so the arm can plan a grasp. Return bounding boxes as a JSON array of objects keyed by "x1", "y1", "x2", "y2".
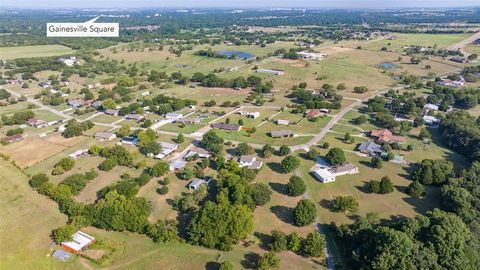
[
  {"x1": 377, "y1": 62, "x2": 398, "y2": 70},
  {"x1": 217, "y1": 51, "x2": 255, "y2": 59}
]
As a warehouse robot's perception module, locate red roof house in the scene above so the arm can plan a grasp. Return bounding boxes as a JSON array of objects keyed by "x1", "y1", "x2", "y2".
[{"x1": 370, "y1": 129, "x2": 405, "y2": 144}]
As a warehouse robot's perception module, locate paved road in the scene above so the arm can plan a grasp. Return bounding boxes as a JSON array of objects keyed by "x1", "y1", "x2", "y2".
[{"x1": 448, "y1": 30, "x2": 480, "y2": 56}]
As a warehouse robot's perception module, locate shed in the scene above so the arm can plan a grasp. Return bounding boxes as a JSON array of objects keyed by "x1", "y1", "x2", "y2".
[
  {"x1": 276, "y1": 119, "x2": 289, "y2": 126},
  {"x1": 52, "y1": 249, "x2": 71, "y2": 262},
  {"x1": 95, "y1": 132, "x2": 116, "y2": 141},
  {"x1": 60, "y1": 231, "x2": 95, "y2": 254}
]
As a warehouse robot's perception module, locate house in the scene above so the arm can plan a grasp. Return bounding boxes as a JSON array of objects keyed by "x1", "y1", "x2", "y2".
[
  {"x1": 169, "y1": 159, "x2": 188, "y2": 171},
  {"x1": 319, "y1": 108, "x2": 330, "y2": 114},
  {"x1": 305, "y1": 109, "x2": 322, "y2": 118},
  {"x1": 52, "y1": 249, "x2": 71, "y2": 262},
  {"x1": 175, "y1": 117, "x2": 201, "y2": 124},
  {"x1": 358, "y1": 141, "x2": 383, "y2": 155},
  {"x1": 238, "y1": 155, "x2": 263, "y2": 170},
  {"x1": 60, "y1": 231, "x2": 95, "y2": 254},
  {"x1": 95, "y1": 132, "x2": 117, "y2": 141},
  {"x1": 165, "y1": 112, "x2": 184, "y2": 120},
  {"x1": 391, "y1": 155, "x2": 404, "y2": 164},
  {"x1": 184, "y1": 147, "x2": 211, "y2": 159},
  {"x1": 271, "y1": 130, "x2": 295, "y2": 138},
  {"x1": 141, "y1": 91, "x2": 151, "y2": 96},
  {"x1": 121, "y1": 136, "x2": 138, "y2": 145},
  {"x1": 68, "y1": 99, "x2": 85, "y2": 108},
  {"x1": 59, "y1": 56, "x2": 79, "y2": 67},
  {"x1": 423, "y1": 104, "x2": 439, "y2": 112},
  {"x1": 211, "y1": 122, "x2": 241, "y2": 132},
  {"x1": 276, "y1": 119, "x2": 289, "y2": 126},
  {"x1": 154, "y1": 142, "x2": 178, "y2": 159},
  {"x1": 188, "y1": 178, "x2": 208, "y2": 190},
  {"x1": 370, "y1": 129, "x2": 406, "y2": 144},
  {"x1": 311, "y1": 167, "x2": 336, "y2": 183},
  {"x1": 68, "y1": 149, "x2": 89, "y2": 159},
  {"x1": 297, "y1": 52, "x2": 327, "y2": 60},
  {"x1": 91, "y1": 101, "x2": 102, "y2": 108},
  {"x1": 450, "y1": 56, "x2": 467, "y2": 63},
  {"x1": 2, "y1": 134, "x2": 23, "y2": 143},
  {"x1": 394, "y1": 114, "x2": 414, "y2": 123},
  {"x1": 27, "y1": 118, "x2": 48, "y2": 128},
  {"x1": 246, "y1": 112, "x2": 260, "y2": 119},
  {"x1": 330, "y1": 162, "x2": 359, "y2": 176},
  {"x1": 105, "y1": 109, "x2": 119, "y2": 116},
  {"x1": 229, "y1": 66, "x2": 239, "y2": 72},
  {"x1": 87, "y1": 83, "x2": 101, "y2": 89},
  {"x1": 125, "y1": 114, "x2": 144, "y2": 122},
  {"x1": 423, "y1": 115, "x2": 441, "y2": 126},
  {"x1": 255, "y1": 69, "x2": 285, "y2": 75},
  {"x1": 38, "y1": 81, "x2": 51, "y2": 88}
]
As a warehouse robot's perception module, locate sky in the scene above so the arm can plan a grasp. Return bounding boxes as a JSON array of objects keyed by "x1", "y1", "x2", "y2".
[{"x1": 1, "y1": 0, "x2": 479, "y2": 9}]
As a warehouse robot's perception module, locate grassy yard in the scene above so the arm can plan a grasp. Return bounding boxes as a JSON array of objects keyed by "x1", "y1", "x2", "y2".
[
  {"x1": 0, "y1": 45, "x2": 75, "y2": 60},
  {"x1": 0, "y1": 101, "x2": 36, "y2": 115},
  {"x1": 158, "y1": 123, "x2": 205, "y2": 134},
  {"x1": 0, "y1": 159, "x2": 77, "y2": 269},
  {"x1": 33, "y1": 109, "x2": 63, "y2": 122},
  {"x1": 216, "y1": 129, "x2": 313, "y2": 146},
  {"x1": 297, "y1": 151, "x2": 441, "y2": 225}
]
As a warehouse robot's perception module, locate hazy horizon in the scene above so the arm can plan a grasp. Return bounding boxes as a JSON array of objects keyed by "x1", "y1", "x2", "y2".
[{"x1": 2, "y1": 0, "x2": 479, "y2": 9}]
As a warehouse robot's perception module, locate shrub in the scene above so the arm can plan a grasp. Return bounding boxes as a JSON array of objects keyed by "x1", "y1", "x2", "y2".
[
  {"x1": 278, "y1": 145, "x2": 291, "y2": 156},
  {"x1": 157, "y1": 186, "x2": 169, "y2": 195},
  {"x1": 99, "y1": 158, "x2": 117, "y2": 171},
  {"x1": 269, "y1": 230, "x2": 288, "y2": 252},
  {"x1": 325, "y1": 147, "x2": 346, "y2": 165},
  {"x1": 332, "y1": 195, "x2": 358, "y2": 213},
  {"x1": 379, "y1": 176, "x2": 394, "y2": 194},
  {"x1": 250, "y1": 183, "x2": 272, "y2": 206},
  {"x1": 257, "y1": 252, "x2": 280, "y2": 270},
  {"x1": 371, "y1": 156, "x2": 383, "y2": 169},
  {"x1": 367, "y1": 180, "x2": 381, "y2": 193},
  {"x1": 30, "y1": 173, "x2": 49, "y2": 189}
]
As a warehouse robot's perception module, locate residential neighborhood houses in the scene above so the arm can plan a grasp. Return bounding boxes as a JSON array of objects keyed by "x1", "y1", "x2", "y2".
[
  {"x1": 154, "y1": 141, "x2": 178, "y2": 159},
  {"x1": 95, "y1": 131, "x2": 117, "y2": 141}
]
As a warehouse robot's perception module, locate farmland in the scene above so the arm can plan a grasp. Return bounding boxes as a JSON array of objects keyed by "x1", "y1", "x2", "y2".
[
  {"x1": 0, "y1": 45, "x2": 75, "y2": 60},
  {"x1": 0, "y1": 6, "x2": 479, "y2": 270}
]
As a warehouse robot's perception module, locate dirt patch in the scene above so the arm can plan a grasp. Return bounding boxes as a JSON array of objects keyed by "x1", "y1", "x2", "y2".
[
  {"x1": 273, "y1": 58, "x2": 299, "y2": 64},
  {"x1": 83, "y1": 249, "x2": 105, "y2": 260},
  {"x1": 320, "y1": 46, "x2": 354, "y2": 55},
  {"x1": 0, "y1": 134, "x2": 87, "y2": 168}
]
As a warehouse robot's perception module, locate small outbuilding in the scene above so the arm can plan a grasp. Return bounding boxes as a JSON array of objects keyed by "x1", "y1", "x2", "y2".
[
  {"x1": 95, "y1": 132, "x2": 117, "y2": 141},
  {"x1": 60, "y1": 231, "x2": 95, "y2": 254}
]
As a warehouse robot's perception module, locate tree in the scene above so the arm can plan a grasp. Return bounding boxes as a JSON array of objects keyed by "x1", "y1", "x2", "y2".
[
  {"x1": 89, "y1": 144, "x2": 102, "y2": 156},
  {"x1": 379, "y1": 176, "x2": 394, "y2": 194},
  {"x1": 202, "y1": 131, "x2": 224, "y2": 153},
  {"x1": 269, "y1": 230, "x2": 288, "y2": 252},
  {"x1": 176, "y1": 133, "x2": 184, "y2": 143},
  {"x1": 53, "y1": 224, "x2": 76, "y2": 244},
  {"x1": 250, "y1": 183, "x2": 272, "y2": 206},
  {"x1": 294, "y1": 199, "x2": 316, "y2": 226},
  {"x1": 219, "y1": 261, "x2": 234, "y2": 270},
  {"x1": 288, "y1": 232, "x2": 302, "y2": 252},
  {"x1": 287, "y1": 176, "x2": 306, "y2": 196},
  {"x1": 150, "y1": 161, "x2": 169, "y2": 177},
  {"x1": 303, "y1": 231, "x2": 326, "y2": 257},
  {"x1": 337, "y1": 83, "x2": 346, "y2": 90},
  {"x1": 145, "y1": 219, "x2": 178, "y2": 243},
  {"x1": 332, "y1": 195, "x2": 358, "y2": 213},
  {"x1": 406, "y1": 181, "x2": 425, "y2": 198},
  {"x1": 371, "y1": 156, "x2": 383, "y2": 169},
  {"x1": 419, "y1": 128, "x2": 431, "y2": 140},
  {"x1": 99, "y1": 158, "x2": 117, "y2": 171},
  {"x1": 179, "y1": 166, "x2": 196, "y2": 180},
  {"x1": 367, "y1": 180, "x2": 381, "y2": 193},
  {"x1": 306, "y1": 148, "x2": 319, "y2": 160},
  {"x1": 325, "y1": 147, "x2": 346, "y2": 165},
  {"x1": 344, "y1": 132, "x2": 352, "y2": 142},
  {"x1": 412, "y1": 159, "x2": 454, "y2": 185},
  {"x1": 30, "y1": 173, "x2": 49, "y2": 189},
  {"x1": 278, "y1": 145, "x2": 290, "y2": 156},
  {"x1": 354, "y1": 115, "x2": 367, "y2": 125},
  {"x1": 262, "y1": 144, "x2": 274, "y2": 158},
  {"x1": 117, "y1": 123, "x2": 131, "y2": 137},
  {"x1": 280, "y1": 155, "x2": 300, "y2": 173},
  {"x1": 188, "y1": 201, "x2": 253, "y2": 251},
  {"x1": 257, "y1": 252, "x2": 280, "y2": 270},
  {"x1": 236, "y1": 142, "x2": 254, "y2": 156},
  {"x1": 140, "y1": 140, "x2": 161, "y2": 155},
  {"x1": 102, "y1": 98, "x2": 117, "y2": 110}
]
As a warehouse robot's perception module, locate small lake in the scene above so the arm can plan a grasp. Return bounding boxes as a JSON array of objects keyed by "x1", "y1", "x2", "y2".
[
  {"x1": 217, "y1": 51, "x2": 255, "y2": 59},
  {"x1": 377, "y1": 62, "x2": 398, "y2": 70}
]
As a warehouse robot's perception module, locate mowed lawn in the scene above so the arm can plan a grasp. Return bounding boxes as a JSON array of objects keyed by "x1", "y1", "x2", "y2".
[
  {"x1": 297, "y1": 151, "x2": 441, "y2": 225},
  {"x1": 0, "y1": 45, "x2": 75, "y2": 60},
  {"x1": 0, "y1": 159, "x2": 80, "y2": 269}
]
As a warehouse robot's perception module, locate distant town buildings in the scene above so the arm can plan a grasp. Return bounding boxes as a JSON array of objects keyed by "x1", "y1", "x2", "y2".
[{"x1": 255, "y1": 69, "x2": 285, "y2": 75}]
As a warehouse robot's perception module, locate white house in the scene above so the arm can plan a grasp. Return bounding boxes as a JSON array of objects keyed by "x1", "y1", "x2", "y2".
[
  {"x1": 68, "y1": 149, "x2": 89, "y2": 159},
  {"x1": 246, "y1": 112, "x2": 260, "y2": 119},
  {"x1": 423, "y1": 115, "x2": 441, "y2": 126},
  {"x1": 238, "y1": 155, "x2": 263, "y2": 170},
  {"x1": 424, "y1": 103, "x2": 439, "y2": 112},
  {"x1": 276, "y1": 119, "x2": 289, "y2": 126},
  {"x1": 95, "y1": 132, "x2": 116, "y2": 141},
  {"x1": 165, "y1": 112, "x2": 184, "y2": 120},
  {"x1": 311, "y1": 167, "x2": 336, "y2": 183},
  {"x1": 255, "y1": 69, "x2": 285, "y2": 75},
  {"x1": 188, "y1": 178, "x2": 209, "y2": 190},
  {"x1": 154, "y1": 142, "x2": 178, "y2": 159}
]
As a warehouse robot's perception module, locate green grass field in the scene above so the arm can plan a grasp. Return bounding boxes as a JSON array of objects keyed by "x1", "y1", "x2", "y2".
[
  {"x1": 0, "y1": 159, "x2": 76, "y2": 269},
  {"x1": 0, "y1": 45, "x2": 75, "y2": 60}
]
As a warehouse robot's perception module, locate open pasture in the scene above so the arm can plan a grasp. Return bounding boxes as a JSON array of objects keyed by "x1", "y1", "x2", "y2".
[{"x1": 0, "y1": 45, "x2": 74, "y2": 60}]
